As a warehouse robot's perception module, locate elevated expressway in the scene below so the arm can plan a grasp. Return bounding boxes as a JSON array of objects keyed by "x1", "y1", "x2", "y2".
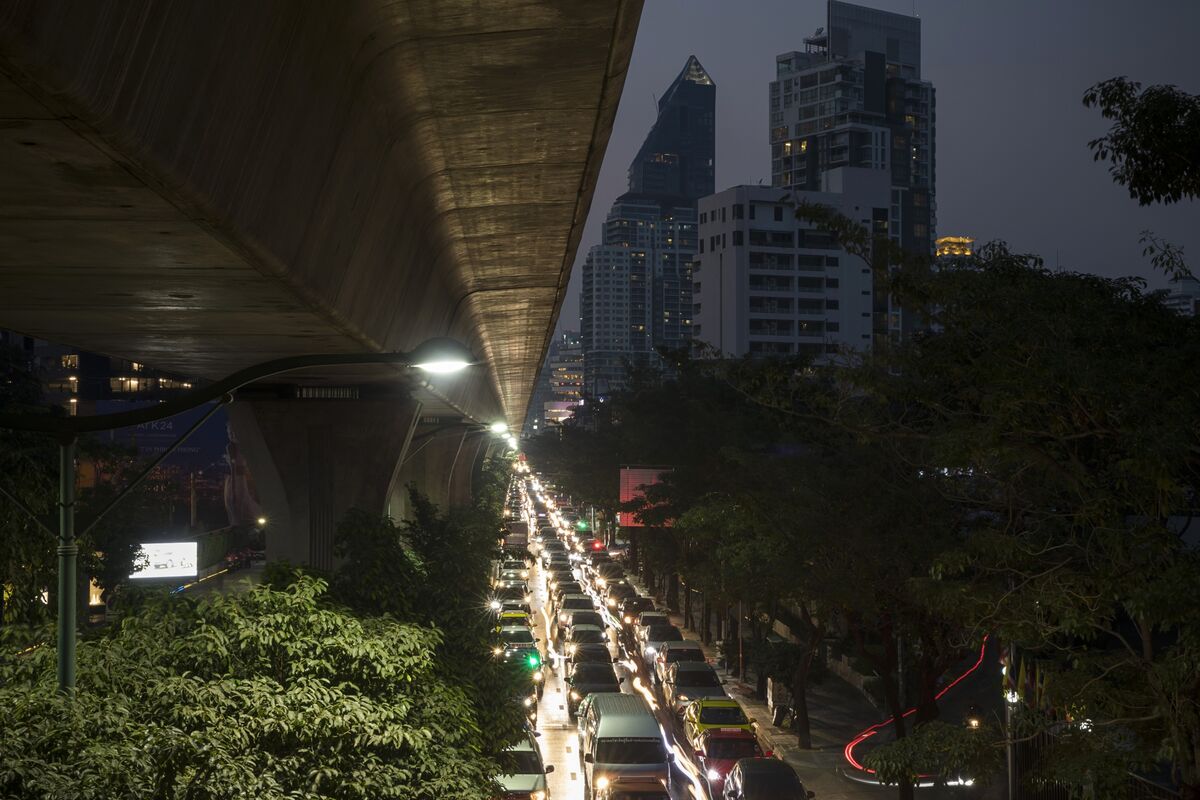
[{"x1": 0, "y1": 0, "x2": 641, "y2": 565}]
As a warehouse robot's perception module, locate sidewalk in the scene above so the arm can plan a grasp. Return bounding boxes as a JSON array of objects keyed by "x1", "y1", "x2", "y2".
[{"x1": 627, "y1": 573, "x2": 995, "y2": 799}]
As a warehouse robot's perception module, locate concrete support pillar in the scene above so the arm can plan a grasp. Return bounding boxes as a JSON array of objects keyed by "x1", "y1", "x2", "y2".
[
  {"x1": 227, "y1": 397, "x2": 421, "y2": 570},
  {"x1": 388, "y1": 426, "x2": 490, "y2": 520}
]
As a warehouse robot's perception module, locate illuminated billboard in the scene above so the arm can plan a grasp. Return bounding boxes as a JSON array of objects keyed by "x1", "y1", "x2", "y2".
[
  {"x1": 618, "y1": 466, "x2": 672, "y2": 527},
  {"x1": 129, "y1": 542, "x2": 198, "y2": 580}
]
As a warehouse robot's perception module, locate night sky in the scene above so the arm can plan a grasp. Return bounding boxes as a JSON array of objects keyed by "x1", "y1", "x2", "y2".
[{"x1": 555, "y1": 0, "x2": 1200, "y2": 333}]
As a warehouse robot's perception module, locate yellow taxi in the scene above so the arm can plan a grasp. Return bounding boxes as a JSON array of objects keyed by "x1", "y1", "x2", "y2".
[{"x1": 681, "y1": 697, "x2": 755, "y2": 746}]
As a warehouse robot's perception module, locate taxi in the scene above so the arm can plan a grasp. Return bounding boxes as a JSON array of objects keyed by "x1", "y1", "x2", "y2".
[{"x1": 681, "y1": 697, "x2": 755, "y2": 745}]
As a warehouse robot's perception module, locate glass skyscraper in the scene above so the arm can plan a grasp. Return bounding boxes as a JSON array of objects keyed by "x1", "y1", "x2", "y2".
[{"x1": 581, "y1": 56, "x2": 715, "y2": 395}]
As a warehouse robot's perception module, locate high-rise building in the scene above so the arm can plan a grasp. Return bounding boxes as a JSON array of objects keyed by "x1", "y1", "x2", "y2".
[
  {"x1": 770, "y1": 0, "x2": 935, "y2": 345},
  {"x1": 693, "y1": 175, "x2": 885, "y2": 359},
  {"x1": 581, "y1": 56, "x2": 715, "y2": 395},
  {"x1": 1164, "y1": 275, "x2": 1200, "y2": 317},
  {"x1": 526, "y1": 330, "x2": 585, "y2": 431}
]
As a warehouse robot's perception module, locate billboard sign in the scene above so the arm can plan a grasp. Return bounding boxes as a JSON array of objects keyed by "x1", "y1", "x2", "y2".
[
  {"x1": 618, "y1": 466, "x2": 672, "y2": 527},
  {"x1": 129, "y1": 542, "x2": 198, "y2": 580}
]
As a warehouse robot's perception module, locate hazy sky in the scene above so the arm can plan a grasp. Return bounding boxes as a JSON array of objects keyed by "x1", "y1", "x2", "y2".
[{"x1": 556, "y1": 0, "x2": 1200, "y2": 332}]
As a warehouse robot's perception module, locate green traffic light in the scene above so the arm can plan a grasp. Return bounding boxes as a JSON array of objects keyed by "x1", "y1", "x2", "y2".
[
  {"x1": 576, "y1": 520, "x2": 588, "y2": 530},
  {"x1": 527, "y1": 652, "x2": 541, "y2": 668}
]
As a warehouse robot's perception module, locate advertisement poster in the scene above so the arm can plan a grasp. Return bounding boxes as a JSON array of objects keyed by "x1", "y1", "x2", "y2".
[
  {"x1": 617, "y1": 466, "x2": 672, "y2": 527},
  {"x1": 129, "y1": 542, "x2": 198, "y2": 580}
]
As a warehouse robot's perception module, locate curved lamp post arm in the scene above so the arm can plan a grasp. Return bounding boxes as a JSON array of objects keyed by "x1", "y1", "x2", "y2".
[{"x1": 0, "y1": 352, "x2": 416, "y2": 435}]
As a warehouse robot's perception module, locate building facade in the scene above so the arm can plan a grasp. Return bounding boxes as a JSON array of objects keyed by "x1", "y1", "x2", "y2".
[
  {"x1": 581, "y1": 56, "x2": 714, "y2": 395},
  {"x1": 1164, "y1": 276, "x2": 1200, "y2": 317},
  {"x1": 693, "y1": 176, "x2": 883, "y2": 358},
  {"x1": 769, "y1": 0, "x2": 935, "y2": 345}
]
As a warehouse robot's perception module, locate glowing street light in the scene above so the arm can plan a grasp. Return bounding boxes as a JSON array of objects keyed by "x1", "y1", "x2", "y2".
[
  {"x1": 408, "y1": 337, "x2": 476, "y2": 374},
  {"x1": 256, "y1": 516, "x2": 268, "y2": 527},
  {"x1": 490, "y1": 421, "x2": 509, "y2": 434}
]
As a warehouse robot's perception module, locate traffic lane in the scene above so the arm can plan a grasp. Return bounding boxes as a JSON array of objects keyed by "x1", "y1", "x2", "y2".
[{"x1": 531, "y1": 560, "x2": 704, "y2": 799}]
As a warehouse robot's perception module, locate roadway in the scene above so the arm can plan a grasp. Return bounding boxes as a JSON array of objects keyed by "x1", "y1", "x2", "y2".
[{"x1": 527, "y1": 556, "x2": 713, "y2": 800}]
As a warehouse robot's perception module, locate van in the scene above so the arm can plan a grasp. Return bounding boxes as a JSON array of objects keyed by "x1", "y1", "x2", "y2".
[{"x1": 579, "y1": 693, "x2": 671, "y2": 795}]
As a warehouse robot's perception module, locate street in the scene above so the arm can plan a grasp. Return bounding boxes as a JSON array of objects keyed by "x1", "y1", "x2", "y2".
[{"x1": 528, "y1": 554, "x2": 712, "y2": 799}]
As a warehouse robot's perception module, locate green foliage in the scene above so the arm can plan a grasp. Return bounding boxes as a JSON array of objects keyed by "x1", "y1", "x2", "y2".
[
  {"x1": 1084, "y1": 77, "x2": 1200, "y2": 206},
  {"x1": 863, "y1": 720, "x2": 1003, "y2": 788},
  {"x1": 0, "y1": 346, "x2": 57, "y2": 627},
  {"x1": 0, "y1": 576, "x2": 503, "y2": 799}
]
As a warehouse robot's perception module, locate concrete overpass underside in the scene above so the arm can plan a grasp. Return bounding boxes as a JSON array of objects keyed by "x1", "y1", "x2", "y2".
[
  {"x1": 0, "y1": 1, "x2": 641, "y2": 566},
  {"x1": 0, "y1": 0, "x2": 640, "y2": 427}
]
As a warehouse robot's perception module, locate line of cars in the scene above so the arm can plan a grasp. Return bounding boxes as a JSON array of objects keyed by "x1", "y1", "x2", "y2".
[
  {"x1": 493, "y1": 478, "x2": 554, "y2": 800},
  {"x1": 497, "y1": 471, "x2": 814, "y2": 799},
  {"x1": 524, "y1": 473, "x2": 814, "y2": 800}
]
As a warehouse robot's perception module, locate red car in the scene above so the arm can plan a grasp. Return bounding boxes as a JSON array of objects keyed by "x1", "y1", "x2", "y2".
[{"x1": 693, "y1": 729, "x2": 767, "y2": 796}]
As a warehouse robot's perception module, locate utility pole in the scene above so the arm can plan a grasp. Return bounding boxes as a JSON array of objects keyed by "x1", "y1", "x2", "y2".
[{"x1": 55, "y1": 437, "x2": 77, "y2": 694}]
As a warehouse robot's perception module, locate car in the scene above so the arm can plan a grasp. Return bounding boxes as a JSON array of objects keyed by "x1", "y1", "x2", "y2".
[
  {"x1": 546, "y1": 569, "x2": 576, "y2": 592},
  {"x1": 497, "y1": 610, "x2": 532, "y2": 630},
  {"x1": 494, "y1": 599, "x2": 532, "y2": 618},
  {"x1": 594, "y1": 778, "x2": 671, "y2": 800},
  {"x1": 618, "y1": 597, "x2": 656, "y2": 632},
  {"x1": 495, "y1": 573, "x2": 529, "y2": 592},
  {"x1": 549, "y1": 580, "x2": 584, "y2": 607},
  {"x1": 639, "y1": 625, "x2": 684, "y2": 667},
  {"x1": 632, "y1": 611, "x2": 671, "y2": 644},
  {"x1": 568, "y1": 642, "x2": 615, "y2": 668},
  {"x1": 693, "y1": 729, "x2": 765, "y2": 797},
  {"x1": 662, "y1": 661, "x2": 726, "y2": 715},
  {"x1": 558, "y1": 609, "x2": 604, "y2": 636},
  {"x1": 555, "y1": 594, "x2": 597, "y2": 636},
  {"x1": 592, "y1": 562, "x2": 627, "y2": 589},
  {"x1": 683, "y1": 697, "x2": 755, "y2": 745},
  {"x1": 497, "y1": 731, "x2": 555, "y2": 800},
  {"x1": 565, "y1": 662, "x2": 624, "y2": 718},
  {"x1": 602, "y1": 582, "x2": 637, "y2": 611},
  {"x1": 494, "y1": 626, "x2": 542, "y2": 667},
  {"x1": 500, "y1": 558, "x2": 529, "y2": 576},
  {"x1": 563, "y1": 623, "x2": 609, "y2": 659},
  {"x1": 652, "y1": 640, "x2": 707, "y2": 686},
  {"x1": 722, "y1": 757, "x2": 813, "y2": 800},
  {"x1": 494, "y1": 584, "x2": 533, "y2": 606}
]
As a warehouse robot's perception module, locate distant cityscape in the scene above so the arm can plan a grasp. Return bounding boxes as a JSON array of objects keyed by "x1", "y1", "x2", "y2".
[{"x1": 525, "y1": 0, "x2": 1198, "y2": 430}]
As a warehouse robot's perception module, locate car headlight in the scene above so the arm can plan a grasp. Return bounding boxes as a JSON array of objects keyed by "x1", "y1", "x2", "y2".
[
  {"x1": 607, "y1": 598, "x2": 617, "y2": 607},
  {"x1": 559, "y1": 613, "x2": 568, "y2": 623},
  {"x1": 532, "y1": 670, "x2": 544, "y2": 682},
  {"x1": 595, "y1": 776, "x2": 610, "y2": 790},
  {"x1": 644, "y1": 646, "x2": 656, "y2": 656},
  {"x1": 678, "y1": 694, "x2": 689, "y2": 702},
  {"x1": 623, "y1": 615, "x2": 632, "y2": 623},
  {"x1": 492, "y1": 647, "x2": 503, "y2": 656},
  {"x1": 521, "y1": 570, "x2": 529, "y2": 579},
  {"x1": 567, "y1": 644, "x2": 577, "y2": 655},
  {"x1": 707, "y1": 767, "x2": 721, "y2": 781},
  {"x1": 489, "y1": 600, "x2": 501, "y2": 610},
  {"x1": 524, "y1": 696, "x2": 534, "y2": 707},
  {"x1": 596, "y1": 578, "x2": 606, "y2": 587},
  {"x1": 570, "y1": 690, "x2": 581, "y2": 701}
]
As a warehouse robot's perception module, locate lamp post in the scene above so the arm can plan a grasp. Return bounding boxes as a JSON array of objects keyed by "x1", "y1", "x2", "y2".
[{"x1": 0, "y1": 338, "x2": 476, "y2": 694}]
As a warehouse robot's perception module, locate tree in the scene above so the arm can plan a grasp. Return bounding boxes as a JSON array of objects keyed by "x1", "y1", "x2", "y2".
[
  {"x1": 0, "y1": 346, "x2": 56, "y2": 629},
  {"x1": 1084, "y1": 77, "x2": 1200, "y2": 206},
  {"x1": 0, "y1": 575, "x2": 508, "y2": 799}
]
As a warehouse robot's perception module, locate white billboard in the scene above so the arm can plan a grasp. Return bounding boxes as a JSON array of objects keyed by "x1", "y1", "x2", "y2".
[{"x1": 129, "y1": 542, "x2": 198, "y2": 580}]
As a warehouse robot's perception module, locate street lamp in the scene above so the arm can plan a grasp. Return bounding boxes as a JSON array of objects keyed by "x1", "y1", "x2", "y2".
[
  {"x1": 255, "y1": 516, "x2": 268, "y2": 527},
  {"x1": 408, "y1": 337, "x2": 476, "y2": 375},
  {"x1": 0, "y1": 337, "x2": 478, "y2": 694},
  {"x1": 489, "y1": 421, "x2": 509, "y2": 434}
]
